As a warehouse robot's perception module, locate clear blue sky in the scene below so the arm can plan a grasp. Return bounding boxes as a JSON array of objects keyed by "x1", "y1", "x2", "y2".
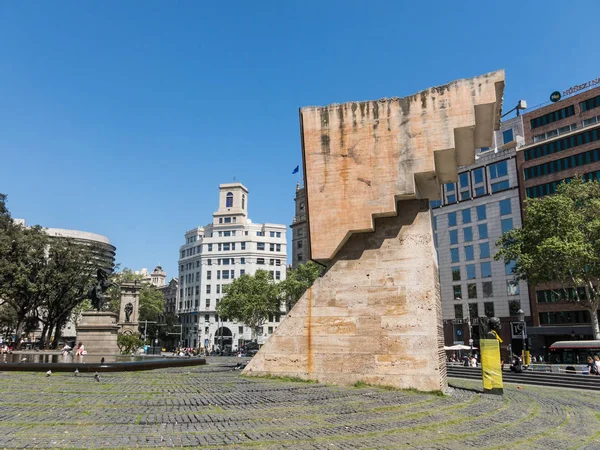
[{"x1": 1, "y1": 1, "x2": 598, "y2": 278}]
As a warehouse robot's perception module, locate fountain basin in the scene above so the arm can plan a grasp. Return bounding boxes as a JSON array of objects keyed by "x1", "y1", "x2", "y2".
[{"x1": 0, "y1": 353, "x2": 206, "y2": 372}]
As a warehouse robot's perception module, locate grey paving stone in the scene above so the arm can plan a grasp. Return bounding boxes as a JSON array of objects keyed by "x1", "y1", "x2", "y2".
[{"x1": 0, "y1": 358, "x2": 598, "y2": 448}]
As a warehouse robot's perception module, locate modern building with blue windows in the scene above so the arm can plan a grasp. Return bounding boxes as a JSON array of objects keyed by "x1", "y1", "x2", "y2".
[
  {"x1": 517, "y1": 85, "x2": 600, "y2": 354},
  {"x1": 431, "y1": 116, "x2": 530, "y2": 358}
]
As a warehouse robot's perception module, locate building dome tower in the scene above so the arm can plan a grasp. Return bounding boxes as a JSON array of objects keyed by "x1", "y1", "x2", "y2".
[{"x1": 151, "y1": 265, "x2": 166, "y2": 288}]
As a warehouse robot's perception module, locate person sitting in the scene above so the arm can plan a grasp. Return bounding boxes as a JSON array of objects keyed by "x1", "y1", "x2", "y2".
[{"x1": 75, "y1": 342, "x2": 85, "y2": 357}]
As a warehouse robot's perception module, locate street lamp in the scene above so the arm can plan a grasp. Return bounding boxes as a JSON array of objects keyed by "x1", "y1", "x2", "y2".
[
  {"x1": 501, "y1": 100, "x2": 528, "y2": 118},
  {"x1": 517, "y1": 309, "x2": 526, "y2": 360}
]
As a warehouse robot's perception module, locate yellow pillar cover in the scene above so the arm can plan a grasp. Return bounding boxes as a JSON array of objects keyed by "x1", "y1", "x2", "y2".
[{"x1": 480, "y1": 339, "x2": 503, "y2": 395}]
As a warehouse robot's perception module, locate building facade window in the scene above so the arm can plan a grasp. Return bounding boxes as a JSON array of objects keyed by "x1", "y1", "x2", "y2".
[
  {"x1": 499, "y1": 199, "x2": 512, "y2": 216},
  {"x1": 530, "y1": 104, "x2": 575, "y2": 129},
  {"x1": 454, "y1": 304, "x2": 463, "y2": 319},
  {"x1": 463, "y1": 227, "x2": 473, "y2": 242},
  {"x1": 461, "y1": 209, "x2": 471, "y2": 224},
  {"x1": 453, "y1": 285, "x2": 462, "y2": 299},
  {"x1": 448, "y1": 212, "x2": 457, "y2": 227},
  {"x1": 466, "y1": 264, "x2": 476, "y2": 279},
  {"x1": 478, "y1": 223, "x2": 488, "y2": 239},
  {"x1": 450, "y1": 248, "x2": 459, "y2": 263},
  {"x1": 491, "y1": 180, "x2": 510, "y2": 193},
  {"x1": 482, "y1": 281, "x2": 493, "y2": 298},
  {"x1": 465, "y1": 245, "x2": 474, "y2": 261},
  {"x1": 226, "y1": 192, "x2": 233, "y2": 207},
  {"x1": 481, "y1": 261, "x2": 492, "y2": 278},
  {"x1": 467, "y1": 283, "x2": 477, "y2": 299},
  {"x1": 501, "y1": 218, "x2": 513, "y2": 234},
  {"x1": 480, "y1": 242, "x2": 490, "y2": 259},
  {"x1": 449, "y1": 230, "x2": 458, "y2": 245},
  {"x1": 507, "y1": 280, "x2": 519, "y2": 296},
  {"x1": 469, "y1": 303, "x2": 478, "y2": 319},
  {"x1": 525, "y1": 127, "x2": 600, "y2": 161},
  {"x1": 452, "y1": 266, "x2": 461, "y2": 281},
  {"x1": 484, "y1": 302, "x2": 495, "y2": 318},
  {"x1": 489, "y1": 160, "x2": 508, "y2": 179}
]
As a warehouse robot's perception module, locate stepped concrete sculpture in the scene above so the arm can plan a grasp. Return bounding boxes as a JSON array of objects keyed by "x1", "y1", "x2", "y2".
[{"x1": 243, "y1": 70, "x2": 505, "y2": 391}]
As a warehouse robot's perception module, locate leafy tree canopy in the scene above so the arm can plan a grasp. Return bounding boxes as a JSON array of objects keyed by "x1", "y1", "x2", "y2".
[
  {"x1": 495, "y1": 177, "x2": 600, "y2": 338},
  {"x1": 217, "y1": 270, "x2": 280, "y2": 339},
  {"x1": 279, "y1": 261, "x2": 324, "y2": 311}
]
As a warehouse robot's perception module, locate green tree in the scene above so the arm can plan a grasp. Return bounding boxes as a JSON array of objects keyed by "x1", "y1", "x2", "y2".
[
  {"x1": 217, "y1": 270, "x2": 281, "y2": 341},
  {"x1": 0, "y1": 304, "x2": 17, "y2": 337},
  {"x1": 495, "y1": 177, "x2": 600, "y2": 339},
  {"x1": 0, "y1": 194, "x2": 51, "y2": 346},
  {"x1": 37, "y1": 239, "x2": 98, "y2": 348},
  {"x1": 279, "y1": 261, "x2": 324, "y2": 312},
  {"x1": 117, "y1": 332, "x2": 144, "y2": 354},
  {"x1": 139, "y1": 285, "x2": 165, "y2": 322}
]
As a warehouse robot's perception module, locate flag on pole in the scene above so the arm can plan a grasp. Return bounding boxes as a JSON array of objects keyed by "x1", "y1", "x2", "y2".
[{"x1": 292, "y1": 165, "x2": 299, "y2": 174}]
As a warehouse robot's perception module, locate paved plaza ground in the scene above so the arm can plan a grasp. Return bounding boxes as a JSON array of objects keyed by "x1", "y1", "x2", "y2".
[{"x1": 1, "y1": 357, "x2": 599, "y2": 449}]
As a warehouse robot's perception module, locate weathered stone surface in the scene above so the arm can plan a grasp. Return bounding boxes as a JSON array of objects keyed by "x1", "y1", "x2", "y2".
[
  {"x1": 244, "y1": 200, "x2": 446, "y2": 391},
  {"x1": 301, "y1": 71, "x2": 504, "y2": 262},
  {"x1": 76, "y1": 311, "x2": 119, "y2": 354},
  {"x1": 244, "y1": 72, "x2": 505, "y2": 391}
]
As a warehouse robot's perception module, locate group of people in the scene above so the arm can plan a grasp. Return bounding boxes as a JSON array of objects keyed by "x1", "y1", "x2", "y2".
[
  {"x1": 586, "y1": 355, "x2": 600, "y2": 375},
  {"x1": 172, "y1": 347, "x2": 200, "y2": 357},
  {"x1": 447, "y1": 353, "x2": 479, "y2": 367}
]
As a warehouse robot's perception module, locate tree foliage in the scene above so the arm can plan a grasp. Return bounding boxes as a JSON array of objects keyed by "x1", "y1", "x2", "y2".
[
  {"x1": 217, "y1": 270, "x2": 281, "y2": 340},
  {"x1": 279, "y1": 261, "x2": 324, "y2": 311},
  {"x1": 117, "y1": 332, "x2": 144, "y2": 354},
  {"x1": 0, "y1": 194, "x2": 102, "y2": 347},
  {"x1": 139, "y1": 285, "x2": 165, "y2": 322},
  {"x1": 495, "y1": 177, "x2": 600, "y2": 338}
]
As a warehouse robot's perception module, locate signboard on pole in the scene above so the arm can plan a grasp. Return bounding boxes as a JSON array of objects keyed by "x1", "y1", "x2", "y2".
[{"x1": 511, "y1": 322, "x2": 527, "y2": 339}]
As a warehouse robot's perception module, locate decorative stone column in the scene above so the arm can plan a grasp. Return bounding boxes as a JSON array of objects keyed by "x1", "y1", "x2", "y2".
[
  {"x1": 118, "y1": 281, "x2": 141, "y2": 335},
  {"x1": 243, "y1": 71, "x2": 505, "y2": 392}
]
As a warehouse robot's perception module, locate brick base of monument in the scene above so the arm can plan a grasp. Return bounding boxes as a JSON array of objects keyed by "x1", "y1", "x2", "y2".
[
  {"x1": 243, "y1": 199, "x2": 447, "y2": 392},
  {"x1": 76, "y1": 311, "x2": 120, "y2": 355}
]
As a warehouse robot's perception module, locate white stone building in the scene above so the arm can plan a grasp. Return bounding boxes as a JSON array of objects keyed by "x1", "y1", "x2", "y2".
[
  {"x1": 177, "y1": 182, "x2": 287, "y2": 351},
  {"x1": 432, "y1": 116, "x2": 530, "y2": 355},
  {"x1": 133, "y1": 266, "x2": 166, "y2": 288}
]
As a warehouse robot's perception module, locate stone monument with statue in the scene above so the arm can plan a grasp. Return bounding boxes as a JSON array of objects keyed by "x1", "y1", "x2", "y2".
[
  {"x1": 243, "y1": 70, "x2": 505, "y2": 392},
  {"x1": 76, "y1": 269, "x2": 120, "y2": 354},
  {"x1": 118, "y1": 281, "x2": 141, "y2": 335}
]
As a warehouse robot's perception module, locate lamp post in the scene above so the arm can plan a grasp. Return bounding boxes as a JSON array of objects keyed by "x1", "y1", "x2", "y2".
[{"x1": 517, "y1": 309, "x2": 526, "y2": 360}]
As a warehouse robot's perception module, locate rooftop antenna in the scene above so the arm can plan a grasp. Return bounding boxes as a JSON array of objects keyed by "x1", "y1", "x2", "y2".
[{"x1": 233, "y1": 176, "x2": 237, "y2": 182}]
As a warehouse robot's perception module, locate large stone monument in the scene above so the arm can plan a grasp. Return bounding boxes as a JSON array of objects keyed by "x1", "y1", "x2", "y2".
[
  {"x1": 76, "y1": 311, "x2": 120, "y2": 354},
  {"x1": 76, "y1": 269, "x2": 119, "y2": 354},
  {"x1": 244, "y1": 71, "x2": 505, "y2": 391},
  {"x1": 118, "y1": 281, "x2": 141, "y2": 335}
]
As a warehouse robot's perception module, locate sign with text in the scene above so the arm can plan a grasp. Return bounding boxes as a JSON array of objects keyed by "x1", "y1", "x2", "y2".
[
  {"x1": 560, "y1": 77, "x2": 600, "y2": 98},
  {"x1": 511, "y1": 322, "x2": 527, "y2": 339}
]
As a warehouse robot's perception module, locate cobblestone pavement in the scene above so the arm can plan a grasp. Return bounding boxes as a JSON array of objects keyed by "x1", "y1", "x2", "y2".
[{"x1": 1, "y1": 357, "x2": 599, "y2": 449}]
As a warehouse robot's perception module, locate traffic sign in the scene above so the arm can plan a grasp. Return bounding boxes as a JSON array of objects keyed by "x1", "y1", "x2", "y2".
[{"x1": 511, "y1": 322, "x2": 527, "y2": 339}]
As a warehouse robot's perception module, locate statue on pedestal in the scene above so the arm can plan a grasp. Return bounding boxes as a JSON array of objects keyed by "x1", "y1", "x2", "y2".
[
  {"x1": 124, "y1": 303, "x2": 133, "y2": 322},
  {"x1": 87, "y1": 269, "x2": 117, "y2": 311}
]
